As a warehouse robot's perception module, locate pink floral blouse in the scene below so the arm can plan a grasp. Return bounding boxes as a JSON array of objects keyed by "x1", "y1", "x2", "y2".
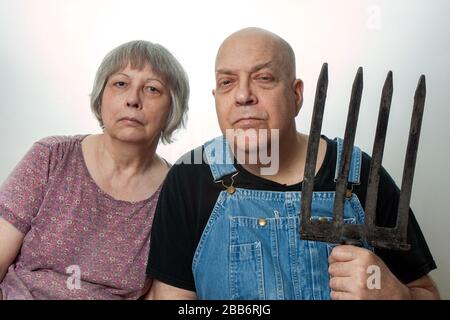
[{"x1": 0, "y1": 135, "x2": 161, "y2": 299}]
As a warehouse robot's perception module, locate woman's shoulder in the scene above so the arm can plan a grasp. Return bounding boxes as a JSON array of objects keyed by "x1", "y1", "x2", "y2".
[
  {"x1": 27, "y1": 134, "x2": 88, "y2": 166},
  {"x1": 35, "y1": 134, "x2": 87, "y2": 149}
]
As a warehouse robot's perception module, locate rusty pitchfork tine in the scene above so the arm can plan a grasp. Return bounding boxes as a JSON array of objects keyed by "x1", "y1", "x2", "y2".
[
  {"x1": 301, "y1": 63, "x2": 328, "y2": 237},
  {"x1": 365, "y1": 71, "x2": 394, "y2": 231},
  {"x1": 332, "y1": 67, "x2": 364, "y2": 244},
  {"x1": 365, "y1": 75, "x2": 425, "y2": 250},
  {"x1": 301, "y1": 65, "x2": 363, "y2": 243},
  {"x1": 301, "y1": 65, "x2": 424, "y2": 251},
  {"x1": 396, "y1": 75, "x2": 426, "y2": 242}
]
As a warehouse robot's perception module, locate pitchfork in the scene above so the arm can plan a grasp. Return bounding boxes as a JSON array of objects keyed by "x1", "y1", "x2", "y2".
[{"x1": 300, "y1": 63, "x2": 426, "y2": 251}]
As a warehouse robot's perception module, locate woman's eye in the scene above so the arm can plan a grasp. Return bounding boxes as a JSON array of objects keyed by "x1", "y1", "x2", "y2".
[
  {"x1": 145, "y1": 86, "x2": 160, "y2": 93},
  {"x1": 114, "y1": 81, "x2": 127, "y2": 88}
]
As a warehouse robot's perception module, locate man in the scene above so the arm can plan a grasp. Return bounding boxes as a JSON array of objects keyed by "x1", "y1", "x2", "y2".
[{"x1": 145, "y1": 28, "x2": 439, "y2": 299}]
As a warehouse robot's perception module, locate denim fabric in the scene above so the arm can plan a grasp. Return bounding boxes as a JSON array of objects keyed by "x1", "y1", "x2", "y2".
[{"x1": 192, "y1": 136, "x2": 370, "y2": 300}]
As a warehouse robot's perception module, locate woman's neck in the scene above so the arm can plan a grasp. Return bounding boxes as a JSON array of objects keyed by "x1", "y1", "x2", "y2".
[{"x1": 97, "y1": 133, "x2": 160, "y2": 177}]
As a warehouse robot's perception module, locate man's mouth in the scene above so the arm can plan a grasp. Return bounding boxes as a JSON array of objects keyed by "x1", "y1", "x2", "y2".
[{"x1": 233, "y1": 117, "x2": 264, "y2": 129}]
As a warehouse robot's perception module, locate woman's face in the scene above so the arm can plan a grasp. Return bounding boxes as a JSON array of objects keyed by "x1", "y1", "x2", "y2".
[{"x1": 100, "y1": 63, "x2": 171, "y2": 145}]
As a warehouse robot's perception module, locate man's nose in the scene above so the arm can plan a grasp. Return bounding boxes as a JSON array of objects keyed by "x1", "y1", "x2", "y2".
[
  {"x1": 235, "y1": 80, "x2": 257, "y2": 106},
  {"x1": 126, "y1": 86, "x2": 141, "y2": 109}
]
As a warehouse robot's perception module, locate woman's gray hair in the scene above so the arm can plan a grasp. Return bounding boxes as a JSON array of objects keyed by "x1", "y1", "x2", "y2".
[{"x1": 90, "y1": 40, "x2": 189, "y2": 144}]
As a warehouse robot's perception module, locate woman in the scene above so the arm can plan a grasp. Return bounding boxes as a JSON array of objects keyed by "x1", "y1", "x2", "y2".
[{"x1": 0, "y1": 40, "x2": 189, "y2": 299}]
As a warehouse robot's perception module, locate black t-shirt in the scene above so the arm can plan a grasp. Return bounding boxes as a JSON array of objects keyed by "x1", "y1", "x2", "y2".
[{"x1": 147, "y1": 136, "x2": 437, "y2": 292}]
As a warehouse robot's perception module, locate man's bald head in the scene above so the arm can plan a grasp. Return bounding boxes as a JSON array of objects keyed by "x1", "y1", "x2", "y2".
[{"x1": 215, "y1": 27, "x2": 296, "y2": 81}]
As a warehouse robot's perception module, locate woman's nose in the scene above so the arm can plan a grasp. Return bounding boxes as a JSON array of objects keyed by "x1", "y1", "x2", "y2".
[{"x1": 126, "y1": 87, "x2": 141, "y2": 109}]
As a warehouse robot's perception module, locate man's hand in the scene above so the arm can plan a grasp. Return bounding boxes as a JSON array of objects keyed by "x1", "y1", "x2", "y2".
[{"x1": 328, "y1": 245, "x2": 411, "y2": 300}]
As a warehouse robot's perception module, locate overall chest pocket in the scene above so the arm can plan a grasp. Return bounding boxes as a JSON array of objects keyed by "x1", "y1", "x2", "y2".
[{"x1": 228, "y1": 214, "x2": 297, "y2": 300}]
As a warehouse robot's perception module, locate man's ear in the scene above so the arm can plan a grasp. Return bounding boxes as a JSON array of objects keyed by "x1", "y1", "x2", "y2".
[
  {"x1": 293, "y1": 79, "x2": 304, "y2": 116},
  {"x1": 212, "y1": 89, "x2": 216, "y2": 97}
]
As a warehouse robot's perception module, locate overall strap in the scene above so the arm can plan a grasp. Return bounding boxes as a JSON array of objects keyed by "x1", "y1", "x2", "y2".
[
  {"x1": 204, "y1": 136, "x2": 238, "y2": 181},
  {"x1": 333, "y1": 137, "x2": 362, "y2": 185}
]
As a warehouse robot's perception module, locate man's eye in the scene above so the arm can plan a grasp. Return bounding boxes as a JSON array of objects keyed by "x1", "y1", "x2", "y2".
[
  {"x1": 219, "y1": 79, "x2": 232, "y2": 87},
  {"x1": 258, "y1": 76, "x2": 273, "y2": 81}
]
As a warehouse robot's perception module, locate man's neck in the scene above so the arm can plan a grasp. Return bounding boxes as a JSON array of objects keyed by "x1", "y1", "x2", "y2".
[{"x1": 239, "y1": 130, "x2": 310, "y2": 186}]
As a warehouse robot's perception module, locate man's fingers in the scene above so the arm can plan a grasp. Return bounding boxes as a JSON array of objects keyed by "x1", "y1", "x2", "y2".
[
  {"x1": 328, "y1": 261, "x2": 353, "y2": 277},
  {"x1": 328, "y1": 245, "x2": 355, "y2": 264},
  {"x1": 329, "y1": 276, "x2": 353, "y2": 293},
  {"x1": 328, "y1": 245, "x2": 367, "y2": 264},
  {"x1": 330, "y1": 290, "x2": 354, "y2": 300}
]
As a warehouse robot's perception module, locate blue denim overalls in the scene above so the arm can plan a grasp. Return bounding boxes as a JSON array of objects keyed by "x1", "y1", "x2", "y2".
[{"x1": 192, "y1": 136, "x2": 371, "y2": 300}]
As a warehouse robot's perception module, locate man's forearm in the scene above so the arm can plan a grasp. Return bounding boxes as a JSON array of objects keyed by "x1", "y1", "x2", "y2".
[
  {"x1": 402, "y1": 275, "x2": 441, "y2": 300},
  {"x1": 146, "y1": 279, "x2": 197, "y2": 300},
  {"x1": 407, "y1": 286, "x2": 441, "y2": 300}
]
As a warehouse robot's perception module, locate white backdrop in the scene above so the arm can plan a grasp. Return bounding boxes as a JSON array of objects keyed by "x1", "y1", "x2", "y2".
[{"x1": 0, "y1": 0, "x2": 449, "y2": 298}]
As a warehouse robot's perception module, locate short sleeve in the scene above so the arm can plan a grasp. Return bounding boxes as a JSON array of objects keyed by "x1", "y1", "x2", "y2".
[
  {"x1": 0, "y1": 140, "x2": 52, "y2": 234},
  {"x1": 354, "y1": 152, "x2": 438, "y2": 284},
  {"x1": 373, "y1": 164, "x2": 437, "y2": 284},
  {"x1": 146, "y1": 162, "x2": 199, "y2": 291}
]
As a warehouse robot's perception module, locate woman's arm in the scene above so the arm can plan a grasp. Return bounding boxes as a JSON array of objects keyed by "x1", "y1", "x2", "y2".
[{"x1": 0, "y1": 218, "x2": 25, "y2": 283}]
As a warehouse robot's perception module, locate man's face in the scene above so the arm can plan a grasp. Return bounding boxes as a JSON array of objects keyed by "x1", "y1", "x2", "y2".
[{"x1": 213, "y1": 34, "x2": 303, "y2": 154}]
